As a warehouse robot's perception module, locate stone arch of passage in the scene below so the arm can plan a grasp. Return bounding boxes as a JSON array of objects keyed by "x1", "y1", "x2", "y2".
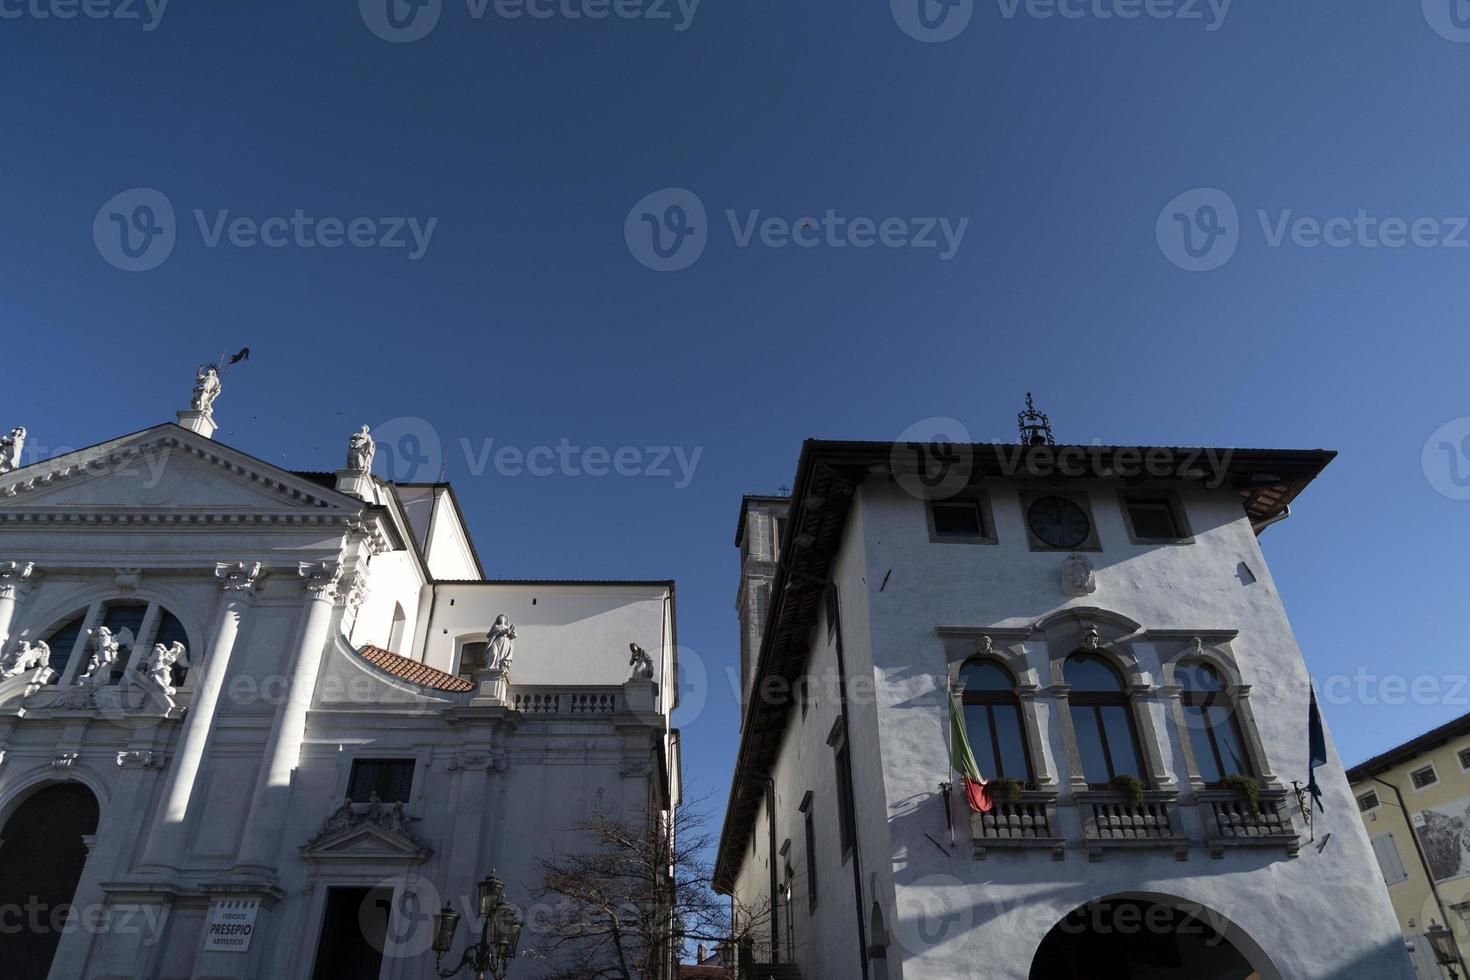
[
  {"x1": 0, "y1": 781, "x2": 102, "y2": 980},
  {"x1": 1028, "y1": 891, "x2": 1283, "y2": 980}
]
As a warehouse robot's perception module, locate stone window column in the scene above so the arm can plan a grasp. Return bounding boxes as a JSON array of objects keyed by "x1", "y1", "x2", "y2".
[
  {"x1": 138, "y1": 561, "x2": 264, "y2": 874},
  {"x1": 1128, "y1": 683, "x2": 1176, "y2": 791},
  {"x1": 233, "y1": 561, "x2": 344, "y2": 877}
]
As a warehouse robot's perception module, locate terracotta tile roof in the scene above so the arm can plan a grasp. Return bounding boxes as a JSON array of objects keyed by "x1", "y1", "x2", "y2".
[{"x1": 355, "y1": 645, "x2": 474, "y2": 692}]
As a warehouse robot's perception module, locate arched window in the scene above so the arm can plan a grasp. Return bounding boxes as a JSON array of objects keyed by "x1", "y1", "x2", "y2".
[
  {"x1": 1179, "y1": 661, "x2": 1251, "y2": 784},
  {"x1": 1065, "y1": 653, "x2": 1145, "y2": 788},
  {"x1": 457, "y1": 640, "x2": 488, "y2": 679},
  {"x1": 39, "y1": 611, "x2": 88, "y2": 685},
  {"x1": 960, "y1": 659, "x2": 1034, "y2": 785},
  {"x1": 36, "y1": 599, "x2": 190, "y2": 686}
]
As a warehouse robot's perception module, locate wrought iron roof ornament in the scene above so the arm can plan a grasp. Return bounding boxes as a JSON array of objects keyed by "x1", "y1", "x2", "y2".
[{"x1": 1017, "y1": 392, "x2": 1055, "y2": 446}]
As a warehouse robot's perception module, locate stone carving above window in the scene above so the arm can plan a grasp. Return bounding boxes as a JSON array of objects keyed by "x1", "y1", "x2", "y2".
[
  {"x1": 1062, "y1": 553, "x2": 1096, "y2": 596},
  {"x1": 302, "y1": 793, "x2": 431, "y2": 866}
]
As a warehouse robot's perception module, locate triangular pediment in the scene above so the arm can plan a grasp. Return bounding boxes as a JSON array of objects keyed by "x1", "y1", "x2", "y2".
[
  {"x1": 0, "y1": 424, "x2": 360, "y2": 514},
  {"x1": 302, "y1": 817, "x2": 432, "y2": 865}
]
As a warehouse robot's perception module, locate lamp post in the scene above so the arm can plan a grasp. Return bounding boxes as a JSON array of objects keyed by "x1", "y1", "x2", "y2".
[
  {"x1": 1426, "y1": 919, "x2": 1461, "y2": 980},
  {"x1": 432, "y1": 871, "x2": 523, "y2": 980}
]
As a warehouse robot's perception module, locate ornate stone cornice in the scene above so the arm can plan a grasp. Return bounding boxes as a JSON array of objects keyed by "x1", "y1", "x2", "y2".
[
  {"x1": 216, "y1": 561, "x2": 265, "y2": 593},
  {"x1": 0, "y1": 561, "x2": 35, "y2": 600}
]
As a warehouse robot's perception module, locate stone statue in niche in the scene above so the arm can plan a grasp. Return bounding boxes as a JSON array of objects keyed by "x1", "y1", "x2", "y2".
[
  {"x1": 346, "y1": 425, "x2": 376, "y2": 472},
  {"x1": 0, "y1": 426, "x2": 25, "y2": 473},
  {"x1": 1061, "y1": 553, "x2": 1096, "y2": 596},
  {"x1": 629, "y1": 642, "x2": 655, "y2": 681},
  {"x1": 144, "y1": 641, "x2": 189, "y2": 697},
  {"x1": 79, "y1": 626, "x2": 133, "y2": 684},
  {"x1": 191, "y1": 365, "x2": 222, "y2": 415},
  {"x1": 1, "y1": 639, "x2": 48, "y2": 678},
  {"x1": 486, "y1": 615, "x2": 516, "y2": 670}
]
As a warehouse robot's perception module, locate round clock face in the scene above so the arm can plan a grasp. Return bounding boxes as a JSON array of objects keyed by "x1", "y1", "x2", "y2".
[{"x1": 1027, "y1": 496, "x2": 1091, "y2": 548}]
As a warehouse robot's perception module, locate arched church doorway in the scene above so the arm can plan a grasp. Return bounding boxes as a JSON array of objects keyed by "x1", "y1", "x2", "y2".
[
  {"x1": 0, "y1": 783, "x2": 101, "y2": 980},
  {"x1": 1029, "y1": 895, "x2": 1278, "y2": 980}
]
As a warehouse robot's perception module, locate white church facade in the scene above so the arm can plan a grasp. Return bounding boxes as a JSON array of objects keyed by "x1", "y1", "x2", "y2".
[
  {"x1": 716, "y1": 414, "x2": 1412, "y2": 979},
  {"x1": 0, "y1": 372, "x2": 680, "y2": 979}
]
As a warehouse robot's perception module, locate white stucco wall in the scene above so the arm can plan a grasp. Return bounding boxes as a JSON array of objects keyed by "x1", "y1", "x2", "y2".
[
  {"x1": 423, "y1": 582, "x2": 674, "y2": 690},
  {"x1": 732, "y1": 472, "x2": 1413, "y2": 980}
]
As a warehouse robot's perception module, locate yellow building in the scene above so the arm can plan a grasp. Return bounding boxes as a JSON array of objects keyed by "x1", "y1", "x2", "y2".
[{"x1": 1349, "y1": 713, "x2": 1470, "y2": 979}]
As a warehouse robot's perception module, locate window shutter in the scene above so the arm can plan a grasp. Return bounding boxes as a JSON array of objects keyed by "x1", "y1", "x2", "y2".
[{"x1": 1371, "y1": 833, "x2": 1409, "y2": 884}]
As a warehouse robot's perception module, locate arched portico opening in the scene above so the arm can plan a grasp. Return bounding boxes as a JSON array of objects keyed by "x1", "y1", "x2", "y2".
[
  {"x1": 1029, "y1": 894, "x2": 1280, "y2": 980},
  {"x1": 0, "y1": 782, "x2": 101, "y2": 979}
]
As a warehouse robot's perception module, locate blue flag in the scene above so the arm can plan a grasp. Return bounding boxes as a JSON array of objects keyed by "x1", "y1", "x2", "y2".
[{"x1": 1307, "y1": 684, "x2": 1327, "y2": 812}]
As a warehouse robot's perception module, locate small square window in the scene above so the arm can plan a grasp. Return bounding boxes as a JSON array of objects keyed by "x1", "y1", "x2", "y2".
[
  {"x1": 1458, "y1": 747, "x2": 1470, "y2": 772},
  {"x1": 1124, "y1": 496, "x2": 1187, "y2": 541},
  {"x1": 931, "y1": 500, "x2": 984, "y2": 538},
  {"x1": 348, "y1": 759, "x2": 416, "y2": 803},
  {"x1": 1411, "y1": 765, "x2": 1439, "y2": 790},
  {"x1": 1357, "y1": 790, "x2": 1380, "y2": 812}
]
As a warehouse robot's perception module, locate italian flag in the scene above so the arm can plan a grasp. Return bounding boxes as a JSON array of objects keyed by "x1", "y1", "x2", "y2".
[{"x1": 948, "y1": 689, "x2": 992, "y2": 813}]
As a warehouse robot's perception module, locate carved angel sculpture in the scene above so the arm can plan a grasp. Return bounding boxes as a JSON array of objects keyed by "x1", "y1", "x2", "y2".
[
  {"x1": 79, "y1": 626, "x2": 133, "y2": 684},
  {"x1": 145, "y1": 641, "x2": 189, "y2": 696},
  {"x1": 486, "y1": 615, "x2": 516, "y2": 670},
  {"x1": 191, "y1": 365, "x2": 222, "y2": 414},
  {"x1": 346, "y1": 425, "x2": 376, "y2": 472},
  {"x1": 0, "y1": 639, "x2": 49, "y2": 678},
  {"x1": 0, "y1": 426, "x2": 25, "y2": 473}
]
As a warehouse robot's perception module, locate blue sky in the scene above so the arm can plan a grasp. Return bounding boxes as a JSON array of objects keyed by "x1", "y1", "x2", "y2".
[{"x1": 5, "y1": 0, "x2": 1470, "y2": 832}]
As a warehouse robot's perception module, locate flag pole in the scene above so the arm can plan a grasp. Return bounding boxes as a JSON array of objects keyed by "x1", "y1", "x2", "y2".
[{"x1": 941, "y1": 675, "x2": 955, "y2": 847}]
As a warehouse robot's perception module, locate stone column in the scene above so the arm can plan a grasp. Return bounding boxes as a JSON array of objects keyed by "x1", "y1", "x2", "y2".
[
  {"x1": 232, "y1": 561, "x2": 340, "y2": 877},
  {"x1": 442, "y1": 748, "x2": 496, "y2": 919},
  {"x1": 0, "y1": 560, "x2": 35, "y2": 651},
  {"x1": 138, "y1": 562, "x2": 264, "y2": 873}
]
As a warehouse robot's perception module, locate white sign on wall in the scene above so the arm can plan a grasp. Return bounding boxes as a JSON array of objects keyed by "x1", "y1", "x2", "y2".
[{"x1": 202, "y1": 898, "x2": 259, "y2": 953}]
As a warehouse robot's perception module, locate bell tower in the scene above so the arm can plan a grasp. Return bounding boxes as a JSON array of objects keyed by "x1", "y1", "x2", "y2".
[{"x1": 734, "y1": 494, "x2": 789, "y2": 726}]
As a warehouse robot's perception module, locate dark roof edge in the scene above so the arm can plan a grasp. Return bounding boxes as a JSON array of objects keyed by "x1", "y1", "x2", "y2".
[{"x1": 1346, "y1": 710, "x2": 1470, "y2": 782}]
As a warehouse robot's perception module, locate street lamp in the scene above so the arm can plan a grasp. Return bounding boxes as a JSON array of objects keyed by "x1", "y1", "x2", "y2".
[
  {"x1": 1426, "y1": 919, "x2": 1461, "y2": 980},
  {"x1": 432, "y1": 871, "x2": 523, "y2": 980}
]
